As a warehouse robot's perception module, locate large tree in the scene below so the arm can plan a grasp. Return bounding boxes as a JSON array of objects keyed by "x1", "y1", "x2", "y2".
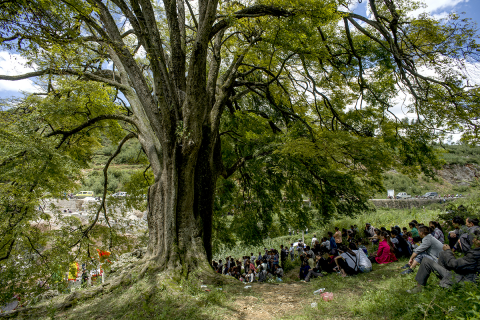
[{"x1": 0, "y1": 0, "x2": 479, "y2": 278}]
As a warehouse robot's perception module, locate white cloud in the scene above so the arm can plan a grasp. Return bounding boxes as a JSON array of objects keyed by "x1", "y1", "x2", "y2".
[
  {"x1": 420, "y1": 0, "x2": 468, "y2": 13},
  {"x1": 0, "y1": 51, "x2": 38, "y2": 93}
]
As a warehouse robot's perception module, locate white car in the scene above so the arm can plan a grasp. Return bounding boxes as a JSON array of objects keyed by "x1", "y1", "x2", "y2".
[
  {"x1": 112, "y1": 192, "x2": 127, "y2": 198},
  {"x1": 395, "y1": 192, "x2": 411, "y2": 199}
]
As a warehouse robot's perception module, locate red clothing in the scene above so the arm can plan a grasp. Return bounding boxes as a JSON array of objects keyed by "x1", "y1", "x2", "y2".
[{"x1": 375, "y1": 240, "x2": 397, "y2": 264}]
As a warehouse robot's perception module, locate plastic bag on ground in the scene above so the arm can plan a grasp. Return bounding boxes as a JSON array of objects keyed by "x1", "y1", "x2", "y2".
[
  {"x1": 320, "y1": 292, "x2": 334, "y2": 301},
  {"x1": 313, "y1": 288, "x2": 325, "y2": 295}
]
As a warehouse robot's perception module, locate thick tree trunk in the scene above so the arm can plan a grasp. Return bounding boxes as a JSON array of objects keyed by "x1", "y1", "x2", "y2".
[
  {"x1": 145, "y1": 146, "x2": 211, "y2": 274},
  {"x1": 193, "y1": 126, "x2": 220, "y2": 263}
]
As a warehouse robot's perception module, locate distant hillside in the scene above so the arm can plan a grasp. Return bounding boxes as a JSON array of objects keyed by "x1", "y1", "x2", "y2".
[
  {"x1": 440, "y1": 144, "x2": 480, "y2": 165},
  {"x1": 377, "y1": 145, "x2": 480, "y2": 199},
  {"x1": 78, "y1": 141, "x2": 480, "y2": 197}
]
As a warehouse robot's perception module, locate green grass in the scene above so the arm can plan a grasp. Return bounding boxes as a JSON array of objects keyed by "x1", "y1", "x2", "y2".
[{"x1": 281, "y1": 260, "x2": 480, "y2": 320}]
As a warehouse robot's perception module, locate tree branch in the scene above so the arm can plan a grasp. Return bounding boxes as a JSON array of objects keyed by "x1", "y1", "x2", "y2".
[
  {"x1": 71, "y1": 133, "x2": 136, "y2": 248},
  {"x1": 210, "y1": 5, "x2": 294, "y2": 40},
  {"x1": 0, "y1": 238, "x2": 15, "y2": 262}
]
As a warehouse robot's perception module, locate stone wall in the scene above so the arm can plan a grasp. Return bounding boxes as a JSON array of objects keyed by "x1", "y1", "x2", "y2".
[{"x1": 370, "y1": 198, "x2": 456, "y2": 209}]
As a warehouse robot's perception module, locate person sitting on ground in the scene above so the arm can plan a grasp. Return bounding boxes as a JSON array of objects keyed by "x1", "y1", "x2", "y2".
[
  {"x1": 304, "y1": 255, "x2": 324, "y2": 282},
  {"x1": 394, "y1": 226, "x2": 402, "y2": 236},
  {"x1": 407, "y1": 230, "x2": 480, "y2": 294},
  {"x1": 455, "y1": 217, "x2": 480, "y2": 253},
  {"x1": 392, "y1": 229, "x2": 411, "y2": 258},
  {"x1": 334, "y1": 244, "x2": 359, "y2": 277},
  {"x1": 351, "y1": 242, "x2": 372, "y2": 273},
  {"x1": 321, "y1": 236, "x2": 331, "y2": 251},
  {"x1": 258, "y1": 265, "x2": 267, "y2": 282},
  {"x1": 304, "y1": 246, "x2": 314, "y2": 260},
  {"x1": 401, "y1": 225, "x2": 443, "y2": 275},
  {"x1": 365, "y1": 223, "x2": 375, "y2": 239},
  {"x1": 369, "y1": 231, "x2": 397, "y2": 264},
  {"x1": 312, "y1": 240, "x2": 322, "y2": 255},
  {"x1": 299, "y1": 260, "x2": 311, "y2": 280},
  {"x1": 350, "y1": 225, "x2": 357, "y2": 237},
  {"x1": 246, "y1": 269, "x2": 255, "y2": 283},
  {"x1": 356, "y1": 239, "x2": 368, "y2": 255},
  {"x1": 274, "y1": 264, "x2": 284, "y2": 279},
  {"x1": 369, "y1": 228, "x2": 381, "y2": 245},
  {"x1": 409, "y1": 222, "x2": 420, "y2": 242},
  {"x1": 448, "y1": 216, "x2": 468, "y2": 249},
  {"x1": 429, "y1": 221, "x2": 445, "y2": 244}
]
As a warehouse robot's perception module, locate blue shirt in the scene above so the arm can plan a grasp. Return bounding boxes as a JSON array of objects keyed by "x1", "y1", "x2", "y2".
[{"x1": 330, "y1": 237, "x2": 337, "y2": 249}]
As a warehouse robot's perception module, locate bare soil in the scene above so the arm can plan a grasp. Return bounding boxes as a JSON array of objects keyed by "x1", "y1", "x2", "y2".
[{"x1": 224, "y1": 282, "x2": 312, "y2": 320}]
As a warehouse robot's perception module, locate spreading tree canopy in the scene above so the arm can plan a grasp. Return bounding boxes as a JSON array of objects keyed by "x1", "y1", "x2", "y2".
[{"x1": 0, "y1": 0, "x2": 479, "y2": 289}]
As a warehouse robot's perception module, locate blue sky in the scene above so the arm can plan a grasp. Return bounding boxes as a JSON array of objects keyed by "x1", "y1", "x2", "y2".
[
  {"x1": 0, "y1": 0, "x2": 479, "y2": 99},
  {"x1": 352, "y1": 0, "x2": 480, "y2": 22}
]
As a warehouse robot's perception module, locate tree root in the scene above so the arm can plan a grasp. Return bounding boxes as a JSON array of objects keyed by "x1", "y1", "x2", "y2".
[
  {"x1": 0, "y1": 259, "x2": 238, "y2": 319},
  {"x1": 0, "y1": 273, "x2": 129, "y2": 319}
]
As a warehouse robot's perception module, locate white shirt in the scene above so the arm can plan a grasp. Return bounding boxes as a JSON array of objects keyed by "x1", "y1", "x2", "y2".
[
  {"x1": 311, "y1": 237, "x2": 318, "y2": 245},
  {"x1": 321, "y1": 240, "x2": 330, "y2": 250}
]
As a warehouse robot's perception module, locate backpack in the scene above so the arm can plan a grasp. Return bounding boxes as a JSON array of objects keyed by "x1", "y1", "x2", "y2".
[{"x1": 344, "y1": 252, "x2": 360, "y2": 275}]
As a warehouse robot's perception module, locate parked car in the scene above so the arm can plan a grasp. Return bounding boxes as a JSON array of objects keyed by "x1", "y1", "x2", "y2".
[
  {"x1": 422, "y1": 192, "x2": 438, "y2": 198},
  {"x1": 395, "y1": 192, "x2": 411, "y2": 199},
  {"x1": 112, "y1": 192, "x2": 128, "y2": 198},
  {"x1": 74, "y1": 191, "x2": 95, "y2": 199}
]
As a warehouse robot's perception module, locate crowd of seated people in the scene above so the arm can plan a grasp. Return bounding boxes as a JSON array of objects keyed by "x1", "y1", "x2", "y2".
[{"x1": 211, "y1": 217, "x2": 480, "y2": 292}]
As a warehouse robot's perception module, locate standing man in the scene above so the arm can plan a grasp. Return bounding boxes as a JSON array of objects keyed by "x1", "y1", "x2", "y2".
[
  {"x1": 280, "y1": 245, "x2": 287, "y2": 268},
  {"x1": 334, "y1": 227, "x2": 342, "y2": 245}
]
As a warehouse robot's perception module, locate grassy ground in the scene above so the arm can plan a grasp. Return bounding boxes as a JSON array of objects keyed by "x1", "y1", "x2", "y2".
[{"x1": 42, "y1": 254, "x2": 479, "y2": 320}]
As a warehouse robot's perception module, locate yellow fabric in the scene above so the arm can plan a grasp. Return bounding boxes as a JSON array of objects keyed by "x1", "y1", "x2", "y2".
[{"x1": 68, "y1": 262, "x2": 78, "y2": 280}]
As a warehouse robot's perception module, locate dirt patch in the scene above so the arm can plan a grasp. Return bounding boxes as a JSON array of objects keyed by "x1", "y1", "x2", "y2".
[{"x1": 224, "y1": 283, "x2": 310, "y2": 320}]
